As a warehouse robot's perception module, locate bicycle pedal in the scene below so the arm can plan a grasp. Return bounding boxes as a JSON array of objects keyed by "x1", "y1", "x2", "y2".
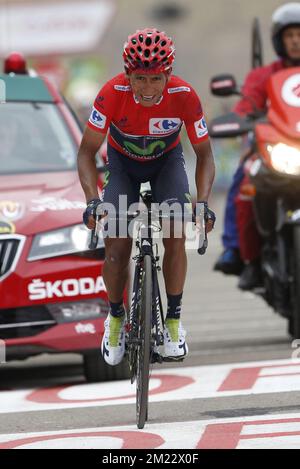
[
  {"x1": 151, "y1": 352, "x2": 163, "y2": 364},
  {"x1": 162, "y1": 356, "x2": 185, "y2": 363}
]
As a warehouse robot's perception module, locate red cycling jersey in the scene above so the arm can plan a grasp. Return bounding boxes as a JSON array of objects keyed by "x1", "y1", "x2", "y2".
[{"x1": 87, "y1": 73, "x2": 208, "y2": 162}]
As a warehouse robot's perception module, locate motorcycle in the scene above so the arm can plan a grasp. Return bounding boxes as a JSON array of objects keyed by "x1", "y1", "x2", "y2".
[{"x1": 209, "y1": 65, "x2": 300, "y2": 338}]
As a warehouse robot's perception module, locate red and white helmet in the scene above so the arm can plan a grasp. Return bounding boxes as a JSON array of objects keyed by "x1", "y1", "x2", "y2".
[{"x1": 123, "y1": 28, "x2": 175, "y2": 74}]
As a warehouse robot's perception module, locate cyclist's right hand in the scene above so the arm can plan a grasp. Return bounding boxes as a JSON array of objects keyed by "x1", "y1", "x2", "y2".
[{"x1": 83, "y1": 198, "x2": 102, "y2": 230}]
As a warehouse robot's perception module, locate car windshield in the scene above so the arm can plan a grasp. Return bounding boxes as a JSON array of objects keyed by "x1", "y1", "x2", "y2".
[{"x1": 0, "y1": 102, "x2": 78, "y2": 174}]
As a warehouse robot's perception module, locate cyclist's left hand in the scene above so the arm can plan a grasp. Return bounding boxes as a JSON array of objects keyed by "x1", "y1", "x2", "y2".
[
  {"x1": 194, "y1": 201, "x2": 216, "y2": 233},
  {"x1": 204, "y1": 203, "x2": 216, "y2": 233}
]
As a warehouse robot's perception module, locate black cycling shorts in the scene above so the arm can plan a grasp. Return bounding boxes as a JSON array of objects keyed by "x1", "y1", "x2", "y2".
[{"x1": 102, "y1": 143, "x2": 191, "y2": 210}]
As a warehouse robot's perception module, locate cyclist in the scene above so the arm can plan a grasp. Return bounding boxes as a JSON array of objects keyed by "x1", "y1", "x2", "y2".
[
  {"x1": 214, "y1": 2, "x2": 300, "y2": 290},
  {"x1": 77, "y1": 28, "x2": 215, "y2": 366}
]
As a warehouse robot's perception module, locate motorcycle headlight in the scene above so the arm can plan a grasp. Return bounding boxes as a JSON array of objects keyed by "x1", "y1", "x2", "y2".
[
  {"x1": 28, "y1": 224, "x2": 104, "y2": 261},
  {"x1": 268, "y1": 143, "x2": 300, "y2": 176}
]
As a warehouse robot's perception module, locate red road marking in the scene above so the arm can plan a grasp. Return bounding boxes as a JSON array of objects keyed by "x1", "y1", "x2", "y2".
[
  {"x1": 26, "y1": 374, "x2": 194, "y2": 404},
  {"x1": 0, "y1": 431, "x2": 164, "y2": 450},
  {"x1": 197, "y1": 417, "x2": 300, "y2": 449},
  {"x1": 2, "y1": 416, "x2": 300, "y2": 449},
  {"x1": 242, "y1": 431, "x2": 300, "y2": 440},
  {"x1": 197, "y1": 423, "x2": 243, "y2": 449},
  {"x1": 218, "y1": 363, "x2": 300, "y2": 392},
  {"x1": 259, "y1": 372, "x2": 300, "y2": 378},
  {"x1": 218, "y1": 367, "x2": 261, "y2": 392}
]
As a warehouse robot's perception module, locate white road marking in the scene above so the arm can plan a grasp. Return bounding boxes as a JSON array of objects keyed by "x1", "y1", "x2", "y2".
[
  {"x1": 0, "y1": 358, "x2": 300, "y2": 414},
  {"x1": 2, "y1": 413, "x2": 300, "y2": 449}
]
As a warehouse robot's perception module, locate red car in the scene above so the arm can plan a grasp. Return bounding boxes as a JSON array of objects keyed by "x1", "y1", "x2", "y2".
[{"x1": 0, "y1": 53, "x2": 127, "y2": 382}]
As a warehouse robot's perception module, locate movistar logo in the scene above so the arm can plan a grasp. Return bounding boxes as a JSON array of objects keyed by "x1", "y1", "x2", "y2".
[
  {"x1": 124, "y1": 140, "x2": 166, "y2": 156},
  {"x1": 103, "y1": 170, "x2": 110, "y2": 188}
]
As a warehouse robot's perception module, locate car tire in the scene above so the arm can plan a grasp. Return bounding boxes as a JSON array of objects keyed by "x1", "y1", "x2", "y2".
[{"x1": 82, "y1": 350, "x2": 130, "y2": 382}]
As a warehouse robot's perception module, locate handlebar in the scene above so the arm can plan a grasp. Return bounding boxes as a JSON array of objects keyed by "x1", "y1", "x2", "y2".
[
  {"x1": 88, "y1": 209, "x2": 141, "y2": 250},
  {"x1": 88, "y1": 207, "x2": 209, "y2": 255}
]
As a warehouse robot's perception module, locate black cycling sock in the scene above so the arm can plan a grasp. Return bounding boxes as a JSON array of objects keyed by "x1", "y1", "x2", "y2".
[
  {"x1": 109, "y1": 301, "x2": 125, "y2": 318},
  {"x1": 166, "y1": 293, "x2": 183, "y2": 320}
]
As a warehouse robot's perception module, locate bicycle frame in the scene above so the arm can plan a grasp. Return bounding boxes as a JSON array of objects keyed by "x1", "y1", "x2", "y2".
[
  {"x1": 89, "y1": 189, "x2": 209, "y2": 428},
  {"x1": 127, "y1": 192, "x2": 165, "y2": 381}
]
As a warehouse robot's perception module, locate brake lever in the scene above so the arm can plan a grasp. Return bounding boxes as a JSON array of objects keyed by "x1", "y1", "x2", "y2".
[
  {"x1": 196, "y1": 202, "x2": 208, "y2": 255},
  {"x1": 89, "y1": 215, "x2": 100, "y2": 250},
  {"x1": 198, "y1": 231, "x2": 208, "y2": 255}
]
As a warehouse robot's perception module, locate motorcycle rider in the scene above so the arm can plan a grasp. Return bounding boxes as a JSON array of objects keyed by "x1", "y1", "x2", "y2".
[
  {"x1": 237, "y1": 3, "x2": 300, "y2": 290},
  {"x1": 214, "y1": 2, "x2": 300, "y2": 291}
]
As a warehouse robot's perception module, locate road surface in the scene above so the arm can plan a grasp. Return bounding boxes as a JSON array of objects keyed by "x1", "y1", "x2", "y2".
[{"x1": 0, "y1": 194, "x2": 299, "y2": 450}]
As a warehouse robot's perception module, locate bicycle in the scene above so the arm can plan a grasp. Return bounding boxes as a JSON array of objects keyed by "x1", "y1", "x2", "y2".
[{"x1": 89, "y1": 190, "x2": 207, "y2": 429}]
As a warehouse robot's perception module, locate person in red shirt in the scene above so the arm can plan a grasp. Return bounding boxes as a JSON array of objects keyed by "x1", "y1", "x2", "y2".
[
  {"x1": 214, "y1": 3, "x2": 300, "y2": 290},
  {"x1": 77, "y1": 28, "x2": 215, "y2": 366}
]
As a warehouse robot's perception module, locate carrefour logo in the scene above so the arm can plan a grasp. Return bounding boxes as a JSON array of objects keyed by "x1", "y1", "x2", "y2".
[
  {"x1": 89, "y1": 106, "x2": 106, "y2": 129},
  {"x1": 194, "y1": 117, "x2": 208, "y2": 138},
  {"x1": 149, "y1": 118, "x2": 181, "y2": 134}
]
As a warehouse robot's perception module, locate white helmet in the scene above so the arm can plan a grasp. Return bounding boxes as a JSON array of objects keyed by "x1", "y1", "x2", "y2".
[{"x1": 272, "y1": 3, "x2": 300, "y2": 57}]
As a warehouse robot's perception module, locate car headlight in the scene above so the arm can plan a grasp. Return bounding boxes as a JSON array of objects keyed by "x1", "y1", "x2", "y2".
[
  {"x1": 268, "y1": 143, "x2": 300, "y2": 176},
  {"x1": 28, "y1": 224, "x2": 104, "y2": 261},
  {"x1": 47, "y1": 298, "x2": 109, "y2": 323}
]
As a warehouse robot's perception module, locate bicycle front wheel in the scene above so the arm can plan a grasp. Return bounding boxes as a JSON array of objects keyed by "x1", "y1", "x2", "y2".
[{"x1": 136, "y1": 254, "x2": 152, "y2": 429}]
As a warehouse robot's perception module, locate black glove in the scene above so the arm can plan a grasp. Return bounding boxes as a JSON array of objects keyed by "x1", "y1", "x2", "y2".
[
  {"x1": 194, "y1": 201, "x2": 216, "y2": 229},
  {"x1": 83, "y1": 198, "x2": 102, "y2": 227}
]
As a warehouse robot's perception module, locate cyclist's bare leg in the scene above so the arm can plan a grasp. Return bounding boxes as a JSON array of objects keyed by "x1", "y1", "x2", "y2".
[
  {"x1": 103, "y1": 237, "x2": 133, "y2": 302},
  {"x1": 162, "y1": 236, "x2": 187, "y2": 294}
]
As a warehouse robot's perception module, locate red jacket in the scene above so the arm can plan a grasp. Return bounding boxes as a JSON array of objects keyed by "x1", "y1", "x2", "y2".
[{"x1": 234, "y1": 60, "x2": 284, "y2": 116}]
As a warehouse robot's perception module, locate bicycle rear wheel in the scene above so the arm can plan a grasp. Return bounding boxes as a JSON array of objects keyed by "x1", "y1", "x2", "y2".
[{"x1": 136, "y1": 254, "x2": 152, "y2": 429}]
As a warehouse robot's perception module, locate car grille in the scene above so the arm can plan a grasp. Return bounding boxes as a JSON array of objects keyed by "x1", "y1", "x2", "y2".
[
  {"x1": 0, "y1": 235, "x2": 25, "y2": 281},
  {"x1": 0, "y1": 306, "x2": 57, "y2": 340}
]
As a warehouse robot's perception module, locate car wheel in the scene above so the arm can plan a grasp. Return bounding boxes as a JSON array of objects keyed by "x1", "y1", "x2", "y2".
[{"x1": 82, "y1": 350, "x2": 130, "y2": 382}]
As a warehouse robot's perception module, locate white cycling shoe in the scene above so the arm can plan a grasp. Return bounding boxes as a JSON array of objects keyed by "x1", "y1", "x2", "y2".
[
  {"x1": 163, "y1": 318, "x2": 188, "y2": 359},
  {"x1": 101, "y1": 313, "x2": 126, "y2": 366}
]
